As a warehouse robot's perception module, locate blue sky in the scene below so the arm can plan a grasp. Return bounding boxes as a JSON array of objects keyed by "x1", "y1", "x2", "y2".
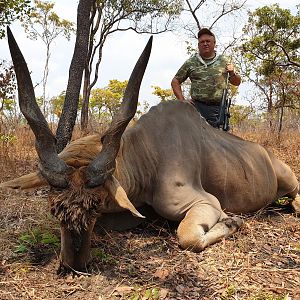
[{"x1": 0, "y1": 0, "x2": 298, "y2": 108}]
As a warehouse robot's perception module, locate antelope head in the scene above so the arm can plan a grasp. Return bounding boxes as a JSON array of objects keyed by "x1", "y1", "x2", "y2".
[{"x1": 7, "y1": 27, "x2": 152, "y2": 274}]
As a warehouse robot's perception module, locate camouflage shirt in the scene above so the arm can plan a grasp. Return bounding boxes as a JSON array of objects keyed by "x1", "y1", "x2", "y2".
[{"x1": 174, "y1": 53, "x2": 229, "y2": 104}]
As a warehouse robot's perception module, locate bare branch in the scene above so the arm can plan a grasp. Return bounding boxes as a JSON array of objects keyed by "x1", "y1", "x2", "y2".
[
  {"x1": 265, "y1": 40, "x2": 300, "y2": 68},
  {"x1": 222, "y1": 36, "x2": 239, "y2": 55},
  {"x1": 184, "y1": 0, "x2": 204, "y2": 31},
  {"x1": 210, "y1": 0, "x2": 247, "y2": 28}
]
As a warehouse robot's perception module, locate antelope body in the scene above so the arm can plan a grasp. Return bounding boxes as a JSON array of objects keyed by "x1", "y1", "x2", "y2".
[{"x1": 3, "y1": 28, "x2": 299, "y2": 274}]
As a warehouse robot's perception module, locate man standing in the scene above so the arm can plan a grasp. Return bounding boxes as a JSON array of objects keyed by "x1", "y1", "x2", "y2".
[{"x1": 171, "y1": 28, "x2": 241, "y2": 128}]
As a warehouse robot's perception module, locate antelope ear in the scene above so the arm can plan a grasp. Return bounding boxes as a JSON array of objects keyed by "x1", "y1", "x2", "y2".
[
  {"x1": 104, "y1": 176, "x2": 145, "y2": 218},
  {"x1": 0, "y1": 171, "x2": 48, "y2": 190}
]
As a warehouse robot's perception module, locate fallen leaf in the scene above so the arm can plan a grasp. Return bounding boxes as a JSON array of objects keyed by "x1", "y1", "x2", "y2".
[
  {"x1": 159, "y1": 288, "x2": 169, "y2": 299},
  {"x1": 153, "y1": 268, "x2": 169, "y2": 280},
  {"x1": 175, "y1": 284, "x2": 186, "y2": 293},
  {"x1": 114, "y1": 285, "x2": 134, "y2": 295}
]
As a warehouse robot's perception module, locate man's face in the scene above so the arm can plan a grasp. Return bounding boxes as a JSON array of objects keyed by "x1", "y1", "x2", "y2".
[{"x1": 198, "y1": 34, "x2": 216, "y2": 58}]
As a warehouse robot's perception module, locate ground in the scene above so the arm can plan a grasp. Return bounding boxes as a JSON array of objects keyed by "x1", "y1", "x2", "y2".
[{"x1": 0, "y1": 130, "x2": 299, "y2": 300}]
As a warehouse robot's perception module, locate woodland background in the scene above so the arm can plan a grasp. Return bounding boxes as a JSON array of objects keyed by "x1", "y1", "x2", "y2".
[{"x1": 0, "y1": 1, "x2": 299, "y2": 299}]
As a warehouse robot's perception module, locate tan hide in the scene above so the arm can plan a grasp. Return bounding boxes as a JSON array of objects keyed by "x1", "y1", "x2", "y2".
[{"x1": 0, "y1": 135, "x2": 101, "y2": 190}]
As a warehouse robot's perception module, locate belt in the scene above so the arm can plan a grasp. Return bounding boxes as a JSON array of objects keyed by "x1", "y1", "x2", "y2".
[{"x1": 194, "y1": 100, "x2": 220, "y2": 106}]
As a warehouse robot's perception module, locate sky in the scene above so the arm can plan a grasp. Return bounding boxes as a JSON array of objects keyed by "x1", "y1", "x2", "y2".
[{"x1": 0, "y1": 0, "x2": 298, "y2": 108}]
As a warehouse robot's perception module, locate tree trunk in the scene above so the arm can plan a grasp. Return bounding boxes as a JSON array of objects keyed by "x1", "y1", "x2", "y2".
[
  {"x1": 278, "y1": 87, "x2": 286, "y2": 134},
  {"x1": 80, "y1": 67, "x2": 91, "y2": 133},
  {"x1": 56, "y1": 0, "x2": 94, "y2": 153},
  {"x1": 41, "y1": 42, "x2": 50, "y2": 116}
]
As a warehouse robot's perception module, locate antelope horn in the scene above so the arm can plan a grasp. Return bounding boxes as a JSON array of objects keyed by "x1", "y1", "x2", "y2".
[
  {"x1": 105, "y1": 176, "x2": 145, "y2": 218},
  {"x1": 85, "y1": 36, "x2": 153, "y2": 188},
  {"x1": 7, "y1": 27, "x2": 70, "y2": 188}
]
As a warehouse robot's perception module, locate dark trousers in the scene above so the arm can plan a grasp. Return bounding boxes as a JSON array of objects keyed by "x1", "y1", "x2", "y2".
[{"x1": 193, "y1": 101, "x2": 220, "y2": 128}]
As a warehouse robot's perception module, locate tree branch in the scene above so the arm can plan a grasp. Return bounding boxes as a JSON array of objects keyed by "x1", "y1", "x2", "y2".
[{"x1": 265, "y1": 40, "x2": 300, "y2": 68}]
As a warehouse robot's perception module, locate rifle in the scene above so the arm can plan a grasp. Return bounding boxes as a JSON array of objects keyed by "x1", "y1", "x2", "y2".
[{"x1": 216, "y1": 72, "x2": 231, "y2": 131}]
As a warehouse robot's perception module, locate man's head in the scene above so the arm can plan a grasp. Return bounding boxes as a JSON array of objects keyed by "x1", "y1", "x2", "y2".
[{"x1": 197, "y1": 28, "x2": 216, "y2": 59}]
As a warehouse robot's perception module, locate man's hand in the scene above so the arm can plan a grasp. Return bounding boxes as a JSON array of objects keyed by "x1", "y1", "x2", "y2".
[
  {"x1": 225, "y1": 63, "x2": 241, "y2": 86},
  {"x1": 179, "y1": 98, "x2": 195, "y2": 106},
  {"x1": 226, "y1": 63, "x2": 235, "y2": 74}
]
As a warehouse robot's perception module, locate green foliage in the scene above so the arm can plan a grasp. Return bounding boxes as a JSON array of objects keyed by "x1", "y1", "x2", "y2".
[
  {"x1": 15, "y1": 229, "x2": 60, "y2": 254},
  {"x1": 275, "y1": 196, "x2": 292, "y2": 206},
  {"x1": 230, "y1": 104, "x2": 253, "y2": 128},
  {"x1": 80, "y1": 0, "x2": 183, "y2": 130},
  {"x1": 21, "y1": 0, "x2": 74, "y2": 42},
  {"x1": 136, "y1": 100, "x2": 150, "y2": 117},
  {"x1": 89, "y1": 80, "x2": 128, "y2": 120},
  {"x1": 94, "y1": 0, "x2": 183, "y2": 31},
  {"x1": 239, "y1": 4, "x2": 300, "y2": 129},
  {"x1": 0, "y1": 0, "x2": 32, "y2": 38},
  {"x1": 142, "y1": 288, "x2": 160, "y2": 300},
  {"x1": 19, "y1": 0, "x2": 75, "y2": 114},
  {"x1": 91, "y1": 248, "x2": 117, "y2": 264},
  {"x1": 50, "y1": 91, "x2": 66, "y2": 118},
  {"x1": 51, "y1": 91, "x2": 83, "y2": 118},
  {"x1": 152, "y1": 85, "x2": 175, "y2": 102},
  {"x1": 0, "y1": 133, "x2": 16, "y2": 144},
  {"x1": 122, "y1": 287, "x2": 161, "y2": 300},
  {"x1": 241, "y1": 4, "x2": 300, "y2": 75},
  {"x1": 35, "y1": 96, "x2": 44, "y2": 107},
  {"x1": 220, "y1": 285, "x2": 236, "y2": 300},
  {"x1": 0, "y1": 60, "x2": 16, "y2": 113}
]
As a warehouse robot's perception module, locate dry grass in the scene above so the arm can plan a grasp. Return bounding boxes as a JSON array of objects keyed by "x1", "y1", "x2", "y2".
[{"x1": 0, "y1": 127, "x2": 299, "y2": 300}]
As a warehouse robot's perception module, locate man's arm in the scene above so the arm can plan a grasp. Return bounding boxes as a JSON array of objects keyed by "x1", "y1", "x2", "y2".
[{"x1": 171, "y1": 77, "x2": 185, "y2": 101}]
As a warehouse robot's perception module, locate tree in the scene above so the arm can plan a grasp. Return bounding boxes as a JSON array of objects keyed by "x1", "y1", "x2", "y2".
[
  {"x1": 21, "y1": 0, "x2": 74, "y2": 115},
  {"x1": 165, "y1": 0, "x2": 247, "y2": 111},
  {"x1": 179, "y1": 0, "x2": 247, "y2": 53},
  {"x1": 229, "y1": 104, "x2": 253, "y2": 129},
  {"x1": 241, "y1": 5, "x2": 300, "y2": 73},
  {"x1": 80, "y1": 0, "x2": 183, "y2": 131},
  {"x1": 50, "y1": 91, "x2": 66, "y2": 118},
  {"x1": 89, "y1": 80, "x2": 127, "y2": 121},
  {"x1": 55, "y1": 0, "x2": 94, "y2": 153},
  {"x1": 239, "y1": 4, "x2": 300, "y2": 131},
  {"x1": 0, "y1": 0, "x2": 31, "y2": 38},
  {"x1": 89, "y1": 79, "x2": 150, "y2": 127},
  {"x1": 269, "y1": 71, "x2": 300, "y2": 132},
  {"x1": 0, "y1": 60, "x2": 16, "y2": 115},
  {"x1": 152, "y1": 86, "x2": 175, "y2": 102}
]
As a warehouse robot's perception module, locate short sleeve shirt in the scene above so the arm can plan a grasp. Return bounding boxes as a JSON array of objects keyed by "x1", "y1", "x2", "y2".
[{"x1": 174, "y1": 54, "x2": 229, "y2": 104}]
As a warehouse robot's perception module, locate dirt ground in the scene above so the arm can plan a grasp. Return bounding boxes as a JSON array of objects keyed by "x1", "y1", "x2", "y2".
[{"x1": 0, "y1": 130, "x2": 299, "y2": 300}]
